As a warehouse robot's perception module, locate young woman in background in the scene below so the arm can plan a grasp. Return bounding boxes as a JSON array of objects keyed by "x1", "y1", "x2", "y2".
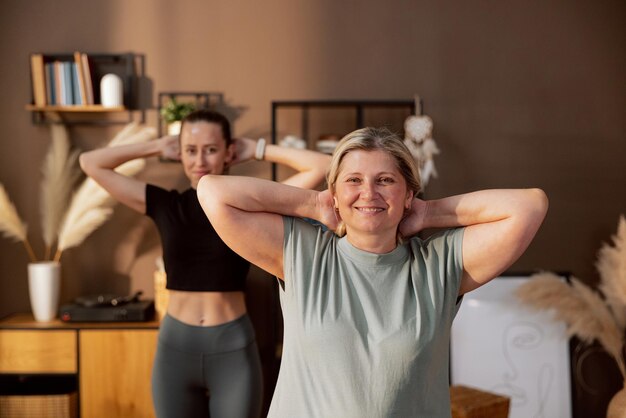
[{"x1": 80, "y1": 109, "x2": 331, "y2": 418}]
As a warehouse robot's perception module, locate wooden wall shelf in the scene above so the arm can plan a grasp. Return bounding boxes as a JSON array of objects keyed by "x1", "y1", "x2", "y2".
[
  {"x1": 25, "y1": 105, "x2": 126, "y2": 112},
  {"x1": 27, "y1": 52, "x2": 146, "y2": 125}
]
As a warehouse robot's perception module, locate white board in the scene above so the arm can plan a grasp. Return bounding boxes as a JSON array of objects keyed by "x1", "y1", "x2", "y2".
[{"x1": 451, "y1": 276, "x2": 572, "y2": 418}]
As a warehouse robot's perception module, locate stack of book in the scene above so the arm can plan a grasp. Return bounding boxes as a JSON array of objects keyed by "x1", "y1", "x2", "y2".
[{"x1": 29, "y1": 52, "x2": 97, "y2": 107}]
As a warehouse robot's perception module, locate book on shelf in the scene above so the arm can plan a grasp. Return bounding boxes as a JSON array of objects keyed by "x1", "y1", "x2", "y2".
[
  {"x1": 63, "y1": 62, "x2": 73, "y2": 105},
  {"x1": 29, "y1": 51, "x2": 97, "y2": 107},
  {"x1": 73, "y1": 51, "x2": 87, "y2": 105},
  {"x1": 30, "y1": 54, "x2": 47, "y2": 106},
  {"x1": 53, "y1": 61, "x2": 64, "y2": 105},
  {"x1": 81, "y1": 53, "x2": 94, "y2": 105},
  {"x1": 71, "y1": 62, "x2": 82, "y2": 105},
  {"x1": 44, "y1": 62, "x2": 55, "y2": 105}
]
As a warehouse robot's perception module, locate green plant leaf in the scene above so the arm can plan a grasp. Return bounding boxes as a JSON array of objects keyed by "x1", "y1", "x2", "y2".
[{"x1": 160, "y1": 98, "x2": 197, "y2": 123}]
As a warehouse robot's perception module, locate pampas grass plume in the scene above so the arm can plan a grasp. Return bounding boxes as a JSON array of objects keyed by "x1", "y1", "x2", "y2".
[
  {"x1": 0, "y1": 122, "x2": 156, "y2": 263},
  {"x1": 53, "y1": 124, "x2": 155, "y2": 261},
  {"x1": 40, "y1": 123, "x2": 81, "y2": 258},
  {"x1": 598, "y1": 215, "x2": 626, "y2": 329},
  {"x1": 0, "y1": 184, "x2": 37, "y2": 262},
  {"x1": 55, "y1": 207, "x2": 113, "y2": 257},
  {"x1": 0, "y1": 184, "x2": 28, "y2": 243},
  {"x1": 517, "y1": 271, "x2": 626, "y2": 379}
]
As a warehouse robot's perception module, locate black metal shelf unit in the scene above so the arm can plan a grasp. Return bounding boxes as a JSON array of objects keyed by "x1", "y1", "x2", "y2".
[{"x1": 270, "y1": 99, "x2": 420, "y2": 180}]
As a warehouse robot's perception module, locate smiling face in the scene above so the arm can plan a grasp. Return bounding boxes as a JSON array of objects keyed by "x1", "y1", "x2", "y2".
[
  {"x1": 334, "y1": 149, "x2": 414, "y2": 251},
  {"x1": 180, "y1": 121, "x2": 234, "y2": 188}
]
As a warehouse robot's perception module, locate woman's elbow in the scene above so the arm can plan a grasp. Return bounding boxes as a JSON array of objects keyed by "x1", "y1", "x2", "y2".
[
  {"x1": 78, "y1": 152, "x2": 93, "y2": 175},
  {"x1": 197, "y1": 175, "x2": 215, "y2": 199},
  {"x1": 517, "y1": 188, "x2": 549, "y2": 232},
  {"x1": 197, "y1": 175, "x2": 224, "y2": 211},
  {"x1": 527, "y1": 188, "x2": 549, "y2": 219}
]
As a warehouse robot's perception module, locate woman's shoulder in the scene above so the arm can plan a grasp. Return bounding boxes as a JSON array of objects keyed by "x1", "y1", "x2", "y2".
[
  {"x1": 284, "y1": 216, "x2": 337, "y2": 251},
  {"x1": 408, "y1": 227, "x2": 465, "y2": 252}
]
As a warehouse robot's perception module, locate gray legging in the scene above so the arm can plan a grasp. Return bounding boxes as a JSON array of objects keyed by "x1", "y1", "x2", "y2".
[{"x1": 152, "y1": 314, "x2": 263, "y2": 418}]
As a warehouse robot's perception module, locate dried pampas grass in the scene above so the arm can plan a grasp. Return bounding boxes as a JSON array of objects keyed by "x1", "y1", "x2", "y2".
[
  {"x1": 56, "y1": 206, "x2": 113, "y2": 257},
  {"x1": 0, "y1": 122, "x2": 156, "y2": 264},
  {"x1": 108, "y1": 124, "x2": 156, "y2": 147},
  {"x1": 0, "y1": 184, "x2": 28, "y2": 242},
  {"x1": 53, "y1": 124, "x2": 155, "y2": 261},
  {"x1": 0, "y1": 184, "x2": 36, "y2": 262},
  {"x1": 40, "y1": 123, "x2": 81, "y2": 259},
  {"x1": 517, "y1": 216, "x2": 626, "y2": 380},
  {"x1": 598, "y1": 215, "x2": 626, "y2": 329}
]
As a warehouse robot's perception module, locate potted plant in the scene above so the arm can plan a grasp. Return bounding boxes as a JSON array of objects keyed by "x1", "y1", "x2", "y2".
[{"x1": 160, "y1": 98, "x2": 197, "y2": 135}]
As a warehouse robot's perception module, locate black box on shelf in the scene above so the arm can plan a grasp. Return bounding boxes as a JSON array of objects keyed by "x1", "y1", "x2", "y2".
[{"x1": 59, "y1": 300, "x2": 155, "y2": 322}]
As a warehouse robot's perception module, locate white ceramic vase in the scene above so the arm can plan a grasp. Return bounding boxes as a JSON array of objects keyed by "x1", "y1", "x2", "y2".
[{"x1": 28, "y1": 261, "x2": 61, "y2": 322}]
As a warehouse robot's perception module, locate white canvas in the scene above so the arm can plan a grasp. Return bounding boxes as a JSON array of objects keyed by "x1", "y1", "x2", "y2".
[{"x1": 451, "y1": 276, "x2": 572, "y2": 418}]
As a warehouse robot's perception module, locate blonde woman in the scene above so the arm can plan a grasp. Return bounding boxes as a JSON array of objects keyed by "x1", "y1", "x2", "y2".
[
  {"x1": 80, "y1": 109, "x2": 331, "y2": 418},
  {"x1": 197, "y1": 127, "x2": 548, "y2": 417}
]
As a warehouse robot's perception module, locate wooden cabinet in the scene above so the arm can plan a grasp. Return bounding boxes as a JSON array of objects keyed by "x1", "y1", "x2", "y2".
[
  {"x1": 0, "y1": 314, "x2": 159, "y2": 418},
  {"x1": 0, "y1": 330, "x2": 77, "y2": 373},
  {"x1": 79, "y1": 329, "x2": 157, "y2": 418}
]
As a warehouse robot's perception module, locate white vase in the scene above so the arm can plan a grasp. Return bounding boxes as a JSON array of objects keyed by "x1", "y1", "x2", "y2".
[
  {"x1": 100, "y1": 73, "x2": 123, "y2": 107},
  {"x1": 28, "y1": 261, "x2": 61, "y2": 322}
]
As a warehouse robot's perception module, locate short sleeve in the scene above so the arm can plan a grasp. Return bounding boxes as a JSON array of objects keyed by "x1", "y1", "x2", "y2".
[
  {"x1": 411, "y1": 227, "x2": 465, "y2": 316},
  {"x1": 282, "y1": 216, "x2": 326, "y2": 281}
]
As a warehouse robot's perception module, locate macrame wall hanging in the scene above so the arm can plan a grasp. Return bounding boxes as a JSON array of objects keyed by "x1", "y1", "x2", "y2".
[{"x1": 403, "y1": 95, "x2": 440, "y2": 190}]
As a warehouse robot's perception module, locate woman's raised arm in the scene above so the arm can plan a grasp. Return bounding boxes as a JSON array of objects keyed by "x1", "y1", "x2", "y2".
[
  {"x1": 263, "y1": 143, "x2": 331, "y2": 189},
  {"x1": 79, "y1": 136, "x2": 178, "y2": 213},
  {"x1": 401, "y1": 188, "x2": 548, "y2": 295},
  {"x1": 197, "y1": 175, "x2": 336, "y2": 279}
]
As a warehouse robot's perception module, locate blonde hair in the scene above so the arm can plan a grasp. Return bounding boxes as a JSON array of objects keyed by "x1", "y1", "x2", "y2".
[{"x1": 327, "y1": 127, "x2": 421, "y2": 237}]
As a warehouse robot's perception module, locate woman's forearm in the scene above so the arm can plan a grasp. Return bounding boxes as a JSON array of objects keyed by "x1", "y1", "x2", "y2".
[
  {"x1": 263, "y1": 144, "x2": 331, "y2": 189},
  {"x1": 198, "y1": 175, "x2": 320, "y2": 219},
  {"x1": 79, "y1": 138, "x2": 165, "y2": 173},
  {"x1": 421, "y1": 188, "x2": 548, "y2": 230}
]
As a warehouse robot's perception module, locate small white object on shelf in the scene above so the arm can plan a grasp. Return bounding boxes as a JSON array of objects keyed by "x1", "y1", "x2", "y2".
[
  {"x1": 316, "y1": 139, "x2": 339, "y2": 154},
  {"x1": 100, "y1": 73, "x2": 123, "y2": 107},
  {"x1": 279, "y1": 135, "x2": 307, "y2": 149}
]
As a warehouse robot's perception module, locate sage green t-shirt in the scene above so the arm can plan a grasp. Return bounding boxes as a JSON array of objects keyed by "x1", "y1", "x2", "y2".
[{"x1": 268, "y1": 217, "x2": 465, "y2": 418}]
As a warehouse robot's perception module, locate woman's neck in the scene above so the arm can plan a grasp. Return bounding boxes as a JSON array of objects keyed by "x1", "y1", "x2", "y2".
[{"x1": 345, "y1": 230, "x2": 397, "y2": 254}]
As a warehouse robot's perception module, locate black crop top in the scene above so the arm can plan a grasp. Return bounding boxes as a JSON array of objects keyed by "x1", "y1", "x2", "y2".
[{"x1": 145, "y1": 184, "x2": 249, "y2": 292}]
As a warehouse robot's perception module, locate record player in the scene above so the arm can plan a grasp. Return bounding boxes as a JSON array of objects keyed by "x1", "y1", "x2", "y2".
[{"x1": 59, "y1": 291, "x2": 155, "y2": 322}]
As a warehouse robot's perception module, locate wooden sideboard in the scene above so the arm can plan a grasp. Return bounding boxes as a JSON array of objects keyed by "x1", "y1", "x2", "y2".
[{"x1": 0, "y1": 313, "x2": 159, "y2": 418}]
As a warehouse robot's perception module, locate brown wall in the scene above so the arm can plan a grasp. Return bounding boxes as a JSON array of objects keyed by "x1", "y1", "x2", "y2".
[{"x1": 1, "y1": 1, "x2": 624, "y2": 319}]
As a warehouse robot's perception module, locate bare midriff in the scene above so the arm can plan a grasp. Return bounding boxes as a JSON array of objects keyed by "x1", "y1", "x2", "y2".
[{"x1": 166, "y1": 290, "x2": 247, "y2": 326}]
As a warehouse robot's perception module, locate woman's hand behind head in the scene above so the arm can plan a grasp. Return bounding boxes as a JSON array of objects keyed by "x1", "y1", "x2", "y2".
[
  {"x1": 317, "y1": 189, "x2": 341, "y2": 232},
  {"x1": 229, "y1": 137, "x2": 256, "y2": 166},
  {"x1": 399, "y1": 198, "x2": 427, "y2": 239},
  {"x1": 159, "y1": 135, "x2": 181, "y2": 161}
]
